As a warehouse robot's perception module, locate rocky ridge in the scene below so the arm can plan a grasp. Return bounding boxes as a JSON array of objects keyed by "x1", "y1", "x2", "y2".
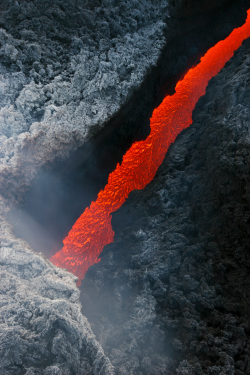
[{"x1": 0, "y1": 213, "x2": 114, "y2": 374}]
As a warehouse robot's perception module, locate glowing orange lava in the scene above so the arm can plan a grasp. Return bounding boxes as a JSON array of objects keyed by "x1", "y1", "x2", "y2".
[{"x1": 51, "y1": 10, "x2": 250, "y2": 285}]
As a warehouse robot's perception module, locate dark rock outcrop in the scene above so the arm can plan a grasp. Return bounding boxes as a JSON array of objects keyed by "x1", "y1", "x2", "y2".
[{"x1": 80, "y1": 37, "x2": 250, "y2": 375}]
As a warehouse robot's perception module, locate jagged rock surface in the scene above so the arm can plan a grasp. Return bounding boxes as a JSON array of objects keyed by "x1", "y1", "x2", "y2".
[
  {"x1": 0, "y1": 215, "x2": 114, "y2": 375},
  {"x1": 80, "y1": 38, "x2": 250, "y2": 374}
]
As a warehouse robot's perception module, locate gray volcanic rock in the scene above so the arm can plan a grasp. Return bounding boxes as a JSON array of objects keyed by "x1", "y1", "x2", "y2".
[
  {"x1": 80, "y1": 38, "x2": 250, "y2": 374},
  {"x1": 0, "y1": 0, "x2": 170, "y2": 204},
  {"x1": 0, "y1": 215, "x2": 114, "y2": 375}
]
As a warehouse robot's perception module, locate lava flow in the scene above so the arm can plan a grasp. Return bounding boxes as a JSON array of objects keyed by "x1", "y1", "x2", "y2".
[{"x1": 51, "y1": 10, "x2": 250, "y2": 285}]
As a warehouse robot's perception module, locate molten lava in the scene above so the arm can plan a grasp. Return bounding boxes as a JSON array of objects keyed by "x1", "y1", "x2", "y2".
[{"x1": 51, "y1": 10, "x2": 250, "y2": 284}]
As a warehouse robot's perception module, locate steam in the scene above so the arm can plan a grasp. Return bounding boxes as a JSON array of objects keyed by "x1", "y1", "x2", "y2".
[{"x1": 9, "y1": 208, "x2": 57, "y2": 258}]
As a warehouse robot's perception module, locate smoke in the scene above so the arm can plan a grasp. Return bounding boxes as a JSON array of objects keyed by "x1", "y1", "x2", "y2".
[
  {"x1": 9, "y1": 172, "x2": 91, "y2": 257},
  {"x1": 7, "y1": 138, "x2": 121, "y2": 259},
  {"x1": 8, "y1": 207, "x2": 58, "y2": 258}
]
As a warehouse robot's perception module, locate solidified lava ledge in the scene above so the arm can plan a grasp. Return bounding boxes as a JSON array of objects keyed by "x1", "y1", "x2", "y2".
[{"x1": 1, "y1": 1, "x2": 250, "y2": 374}]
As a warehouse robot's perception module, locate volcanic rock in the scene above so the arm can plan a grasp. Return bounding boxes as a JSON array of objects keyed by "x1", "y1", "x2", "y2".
[{"x1": 0, "y1": 214, "x2": 114, "y2": 374}]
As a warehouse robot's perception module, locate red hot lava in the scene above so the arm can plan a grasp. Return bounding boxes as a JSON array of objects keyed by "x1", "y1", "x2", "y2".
[{"x1": 51, "y1": 10, "x2": 250, "y2": 285}]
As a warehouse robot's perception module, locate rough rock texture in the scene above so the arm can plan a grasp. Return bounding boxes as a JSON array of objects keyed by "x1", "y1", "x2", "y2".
[
  {"x1": 0, "y1": 0, "x2": 172, "y2": 204},
  {"x1": 80, "y1": 38, "x2": 250, "y2": 374},
  {"x1": 0, "y1": 214, "x2": 114, "y2": 375}
]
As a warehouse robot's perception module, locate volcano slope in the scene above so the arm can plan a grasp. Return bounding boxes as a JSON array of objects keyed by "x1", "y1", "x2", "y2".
[
  {"x1": 1, "y1": 1, "x2": 250, "y2": 374},
  {"x1": 80, "y1": 38, "x2": 250, "y2": 375}
]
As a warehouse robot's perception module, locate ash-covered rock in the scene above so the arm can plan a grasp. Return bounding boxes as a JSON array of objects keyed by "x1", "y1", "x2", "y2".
[
  {"x1": 0, "y1": 215, "x2": 114, "y2": 375},
  {"x1": 0, "y1": 0, "x2": 171, "y2": 204},
  {"x1": 80, "y1": 38, "x2": 250, "y2": 374}
]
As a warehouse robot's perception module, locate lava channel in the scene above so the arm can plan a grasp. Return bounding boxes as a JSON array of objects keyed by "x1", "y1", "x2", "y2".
[{"x1": 50, "y1": 10, "x2": 250, "y2": 285}]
